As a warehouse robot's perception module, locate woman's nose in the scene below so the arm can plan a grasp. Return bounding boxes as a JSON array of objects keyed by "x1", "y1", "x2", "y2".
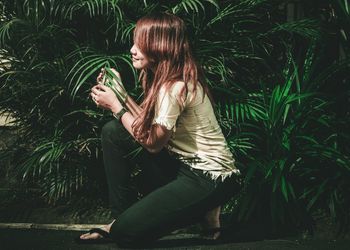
[{"x1": 130, "y1": 45, "x2": 136, "y2": 55}]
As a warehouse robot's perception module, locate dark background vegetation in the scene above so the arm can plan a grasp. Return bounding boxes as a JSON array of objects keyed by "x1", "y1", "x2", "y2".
[{"x1": 0, "y1": 0, "x2": 349, "y2": 238}]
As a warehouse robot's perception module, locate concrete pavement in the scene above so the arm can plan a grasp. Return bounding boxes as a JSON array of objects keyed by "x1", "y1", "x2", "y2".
[{"x1": 0, "y1": 228, "x2": 349, "y2": 250}]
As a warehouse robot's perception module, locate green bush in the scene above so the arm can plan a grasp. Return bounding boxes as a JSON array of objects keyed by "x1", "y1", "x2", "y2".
[{"x1": 0, "y1": 0, "x2": 349, "y2": 233}]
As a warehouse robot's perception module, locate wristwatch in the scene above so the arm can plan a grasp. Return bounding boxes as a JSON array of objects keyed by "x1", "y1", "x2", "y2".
[{"x1": 112, "y1": 107, "x2": 128, "y2": 121}]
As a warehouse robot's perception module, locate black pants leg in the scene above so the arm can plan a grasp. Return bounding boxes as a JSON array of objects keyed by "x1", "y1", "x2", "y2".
[
  {"x1": 109, "y1": 166, "x2": 239, "y2": 248},
  {"x1": 101, "y1": 119, "x2": 179, "y2": 218},
  {"x1": 101, "y1": 119, "x2": 240, "y2": 247}
]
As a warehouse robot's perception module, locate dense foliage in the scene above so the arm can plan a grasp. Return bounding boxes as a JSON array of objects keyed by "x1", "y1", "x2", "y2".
[{"x1": 0, "y1": 0, "x2": 349, "y2": 233}]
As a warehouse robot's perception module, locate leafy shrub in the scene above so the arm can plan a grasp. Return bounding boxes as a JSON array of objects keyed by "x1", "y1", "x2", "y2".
[{"x1": 0, "y1": 0, "x2": 349, "y2": 233}]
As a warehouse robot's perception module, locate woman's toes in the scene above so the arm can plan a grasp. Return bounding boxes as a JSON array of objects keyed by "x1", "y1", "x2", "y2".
[
  {"x1": 80, "y1": 232, "x2": 102, "y2": 240},
  {"x1": 212, "y1": 231, "x2": 221, "y2": 240}
]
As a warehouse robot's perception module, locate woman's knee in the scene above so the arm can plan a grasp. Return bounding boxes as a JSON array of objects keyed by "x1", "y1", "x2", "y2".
[{"x1": 101, "y1": 119, "x2": 125, "y2": 144}]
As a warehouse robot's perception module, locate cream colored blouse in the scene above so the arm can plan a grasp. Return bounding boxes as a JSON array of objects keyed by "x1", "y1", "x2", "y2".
[{"x1": 152, "y1": 81, "x2": 240, "y2": 181}]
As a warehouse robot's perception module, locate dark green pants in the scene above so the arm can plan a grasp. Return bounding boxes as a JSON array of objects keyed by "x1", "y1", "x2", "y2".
[{"x1": 101, "y1": 119, "x2": 239, "y2": 247}]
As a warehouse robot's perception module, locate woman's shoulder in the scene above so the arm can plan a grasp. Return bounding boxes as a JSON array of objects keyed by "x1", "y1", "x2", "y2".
[
  {"x1": 159, "y1": 81, "x2": 185, "y2": 97},
  {"x1": 166, "y1": 80, "x2": 186, "y2": 90},
  {"x1": 159, "y1": 80, "x2": 203, "y2": 104},
  {"x1": 165, "y1": 80, "x2": 199, "y2": 93},
  {"x1": 157, "y1": 81, "x2": 195, "y2": 107}
]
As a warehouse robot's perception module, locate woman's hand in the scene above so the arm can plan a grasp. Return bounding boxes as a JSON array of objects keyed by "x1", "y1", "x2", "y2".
[
  {"x1": 109, "y1": 68, "x2": 122, "y2": 85},
  {"x1": 96, "y1": 67, "x2": 123, "y2": 86},
  {"x1": 97, "y1": 70, "x2": 105, "y2": 84},
  {"x1": 91, "y1": 84, "x2": 123, "y2": 114}
]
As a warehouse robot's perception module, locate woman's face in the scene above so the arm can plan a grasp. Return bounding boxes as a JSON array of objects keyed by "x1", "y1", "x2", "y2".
[{"x1": 130, "y1": 44, "x2": 149, "y2": 70}]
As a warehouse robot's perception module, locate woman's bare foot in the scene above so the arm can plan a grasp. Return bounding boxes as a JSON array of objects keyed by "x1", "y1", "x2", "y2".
[
  {"x1": 79, "y1": 219, "x2": 115, "y2": 240},
  {"x1": 202, "y1": 206, "x2": 221, "y2": 240}
]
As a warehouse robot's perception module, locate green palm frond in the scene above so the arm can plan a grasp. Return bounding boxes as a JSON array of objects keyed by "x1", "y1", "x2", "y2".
[
  {"x1": 207, "y1": 0, "x2": 267, "y2": 26},
  {"x1": 332, "y1": 0, "x2": 350, "y2": 43},
  {"x1": 227, "y1": 132, "x2": 259, "y2": 156},
  {"x1": 265, "y1": 51, "x2": 321, "y2": 129},
  {"x1": 19, "y1": 128, "x2": 100, "y2": 202},
  {"x1": 64, "y1": 108, "x2": 104, "y2": 119},
  {"x1": 267, "y1": 19, "x2": 322, "y2": 40},
  {"x1": 205, "y1": 55, "x2": 231, "y2": 84},
  {"x1": 66, "y1": 47, "x2": 136, "y2": 99},
  {"x1": 267, "y1": 83, "x2": 315, "y2": 129},
  {"x1": 339, "y1": 0, "x2": 350, "y2": 14},
  {"x1": 51, "y1": 0, "x2": 125, "y2": 44},
  {"x1": 299, "y1": 137, "x2": 350, "y2": 214},
  {"x1": 196, "y1": 40, "x2": 261, "y2": 75},
  {"x1": 217, "y1": 94, "x2": 267, "y2": 124},
  {"x1": 302, "y1": 143, "x2": 350, "y2": 171},
  {"x1": 307, "y1": 57, "x2": 350, "y2": 91},
  {"x1": 1, "y1": 0, "x2": 349, "y2": 228},
  {"x1": 50, "y1": 0, "x2": 123, "y2": 20},
  {"x1": 0, "y1": 17, "x2": 27, "y2": 47},
  {"x1": 300, "y1": 42, "x2": 317, "y2": 84},
  {"x1": 21, "y1": 138, "x2": 72, "y2": 179},
  {"x1": 171, "y1": 0, "x2": 219, "y2": 14},
  {"x1": 119, "y1": 22, "x2": 136, "y2": 43},
  {"x1": 21, "y1": 0, "x2": 47, "y2": 26}
]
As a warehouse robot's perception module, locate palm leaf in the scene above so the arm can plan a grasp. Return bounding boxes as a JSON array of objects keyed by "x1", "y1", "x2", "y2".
[
  {"x1": 267, "y1": 19, "x2": 322, "y2": 40},
  {"x1": 0, "y1": 18, "x2": 28, "y2": 47},
  {"x1": 66, "y1": 48, "x2": 136, "y2": 99},
  {"x1": 171, "y1": 0, "x2": 218, "y2": 14},
  {"x1": 207, "y1": 0, "x2": 267, "y2": 26}
]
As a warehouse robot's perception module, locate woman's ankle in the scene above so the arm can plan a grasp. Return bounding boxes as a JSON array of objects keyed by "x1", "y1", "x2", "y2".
[{"x1": 203, "y1": 206, "x2": 221, "y2": 229}]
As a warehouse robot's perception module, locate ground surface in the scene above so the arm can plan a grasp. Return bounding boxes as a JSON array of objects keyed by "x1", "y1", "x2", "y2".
[
  {"x1": 0, "y1": 228, "x2": 349, "y2": 250},
  {"x1": 0, "y1": 191, "x2": 349, "y2": 250}
]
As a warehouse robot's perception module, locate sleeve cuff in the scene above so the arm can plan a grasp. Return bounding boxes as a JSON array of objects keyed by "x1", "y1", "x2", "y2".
[{"x1": 152, "y1": 117, "x2": 176, "y2": 132}]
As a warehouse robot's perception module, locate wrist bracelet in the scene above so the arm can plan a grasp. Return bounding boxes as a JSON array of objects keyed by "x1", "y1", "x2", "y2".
[{"x1": 112, "y1": 107, "x2": 128, "y2": 121}]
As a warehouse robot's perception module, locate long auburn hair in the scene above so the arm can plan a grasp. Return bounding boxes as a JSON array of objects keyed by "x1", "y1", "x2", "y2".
[{"x1": 132, "y1": 13, "x2": 212, "y2": 140}]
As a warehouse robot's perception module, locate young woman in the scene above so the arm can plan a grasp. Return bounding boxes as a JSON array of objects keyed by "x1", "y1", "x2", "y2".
[{"x1": 78, "y1": 13, "x2": 241, "y2": 247}]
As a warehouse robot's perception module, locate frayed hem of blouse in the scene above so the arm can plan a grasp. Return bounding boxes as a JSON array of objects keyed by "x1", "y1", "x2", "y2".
[{"x1": 203, "y1": 169, "x2": 241, "y2": 182}]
